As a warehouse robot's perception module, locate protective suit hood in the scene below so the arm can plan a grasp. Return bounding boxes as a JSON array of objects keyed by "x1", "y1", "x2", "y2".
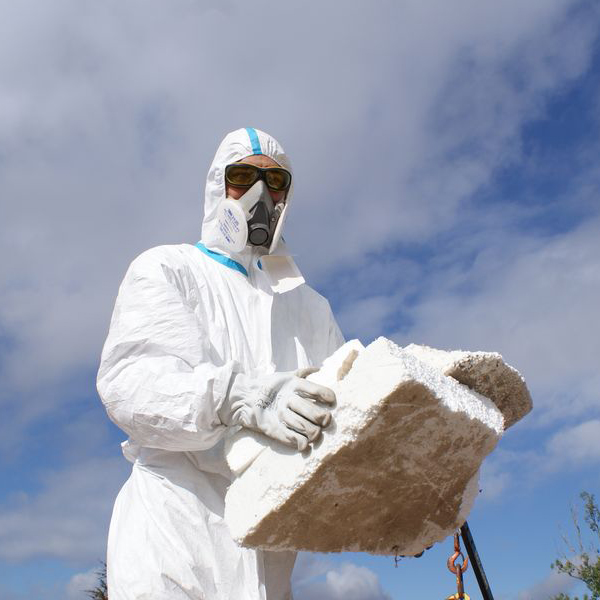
[{"x1": 201, "y1": 128, "x2": 294, "y2": 267}]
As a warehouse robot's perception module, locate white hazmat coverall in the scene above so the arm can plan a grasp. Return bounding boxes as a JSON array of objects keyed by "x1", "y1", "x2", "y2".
[{"x1": 97, "y1": 127, "x2": 344, "y2": 600}]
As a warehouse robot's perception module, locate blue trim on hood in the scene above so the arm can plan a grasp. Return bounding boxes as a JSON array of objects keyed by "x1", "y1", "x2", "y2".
[
  {"x1": 245, "y1": 127, "x2": 262, "y2": 155},
  {"x1": 195, "y1": 242, "x2": 248, "y2": 277}
]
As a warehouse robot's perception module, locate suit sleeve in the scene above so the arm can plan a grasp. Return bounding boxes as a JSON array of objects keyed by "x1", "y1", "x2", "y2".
[
  {"x1": 97, "y1": 248, "x2": 236, "y2": 452},
  {"x1": 326, "y1": 301, "x2": 346, "y2": 355}
]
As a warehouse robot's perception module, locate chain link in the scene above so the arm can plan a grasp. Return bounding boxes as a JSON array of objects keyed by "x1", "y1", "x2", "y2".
[{"x1": 446, "y1": 531, "x2": 469, "y2": 599}]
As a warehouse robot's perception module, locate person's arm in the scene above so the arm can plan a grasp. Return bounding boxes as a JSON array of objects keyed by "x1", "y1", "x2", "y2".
[
  {"x1": 326, "y1": 307, "x2": 346, "y2": 355},
  {"x1": 97, "y1": 248, "x2": 235, "y2": 452}
]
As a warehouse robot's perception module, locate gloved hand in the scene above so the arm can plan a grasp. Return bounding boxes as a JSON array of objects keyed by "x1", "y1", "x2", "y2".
[{"x1": 219, "y1": 369, "x2": 336, "y2": 451}]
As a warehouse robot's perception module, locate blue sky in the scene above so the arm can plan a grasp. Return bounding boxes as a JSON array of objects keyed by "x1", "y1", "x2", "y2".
[{"x1": 1, "y1": 1, "x2": 599, "y2": 598}]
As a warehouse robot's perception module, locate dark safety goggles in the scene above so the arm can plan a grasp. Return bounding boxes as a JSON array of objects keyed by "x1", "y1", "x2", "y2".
[{"x1": 225, "y1": 163, "x2": 292, "y2": 192}]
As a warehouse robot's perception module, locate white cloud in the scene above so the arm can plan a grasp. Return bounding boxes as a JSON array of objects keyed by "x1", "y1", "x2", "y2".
[
  {"x1": 478, "y1": 457, "x2": 511, "y2": 501},
  {"x1": 295, "y1": 562, "x2": 392, "y2": 600},
  {"x1": 468, "y1": 446, "x2": 538, "y2": 502},
  {"x1": 546, "y1": 420, "x2": 600, "y2": 468},
  {"x1": 1, "y1": 3, "x2": 600, "y2": 596},
  {"x1": 391, "y1": 210, "x2": 600, "y2": 427},
  {"x1": 336, "y1": 294, "x2": 403, "y2": 343},
  {"x1": 1, "y1": 0, "x2": 596, "y2": 425},
  {"x1": 66, "y1": 567, "x2": 102, "y2": 600},
  {"x1": 467, "y1": 418, "x2": 600, "y2": 501},
  {"x1": 292, "y1": 553, "x2": 335, "y2": 587},
  {"x1": 517, "y1": 568, "x2": 579, "y2": 600},
  {"x1": 0, "y1": 457, "x2": 129, "y2": 562}
]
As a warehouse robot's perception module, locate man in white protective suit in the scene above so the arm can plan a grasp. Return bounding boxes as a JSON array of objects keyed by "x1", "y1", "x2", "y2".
[{"x1": 97, "y1": 127, "x2": 345, "y2": 599}]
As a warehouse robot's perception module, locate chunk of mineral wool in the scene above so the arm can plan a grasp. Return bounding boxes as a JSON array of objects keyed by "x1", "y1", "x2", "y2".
[
  {"x1": 402, "y1": 344, "x2": 532, "y2": 428},
  {"x1": 224, "y1": 337, "x2": 506, "y2": 555}
]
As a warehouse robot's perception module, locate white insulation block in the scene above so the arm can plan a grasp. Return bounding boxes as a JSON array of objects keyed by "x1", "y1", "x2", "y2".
[
  {"x1": 224, "y1": 337, "x2": 530, "y2": 556},
  {"x1": 403, "y1": 344, "x2": 532, "y2": 429}
]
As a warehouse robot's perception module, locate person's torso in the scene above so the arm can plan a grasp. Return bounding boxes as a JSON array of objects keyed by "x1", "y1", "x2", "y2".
[{"x1": 133, "y1": 243, "x2": 335, "y2": 476}]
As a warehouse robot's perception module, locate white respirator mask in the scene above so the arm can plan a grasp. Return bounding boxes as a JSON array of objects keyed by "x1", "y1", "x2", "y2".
[{"x1": 216, "y1": 180, "x2": 288, "y2": 254}]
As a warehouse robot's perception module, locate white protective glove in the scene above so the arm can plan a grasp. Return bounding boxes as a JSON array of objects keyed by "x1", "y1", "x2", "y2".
[{"x1": 219, "y1": 368, "x2": 336, "y2": 451}]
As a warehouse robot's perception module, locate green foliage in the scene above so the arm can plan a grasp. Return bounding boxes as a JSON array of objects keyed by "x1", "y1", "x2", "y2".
[
  {"x1": 86, "y1": 562, "x2": 108, "y2": 600},
  {"x1": 551, "y1": 492, "x2": 600, "y2": 600}
]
